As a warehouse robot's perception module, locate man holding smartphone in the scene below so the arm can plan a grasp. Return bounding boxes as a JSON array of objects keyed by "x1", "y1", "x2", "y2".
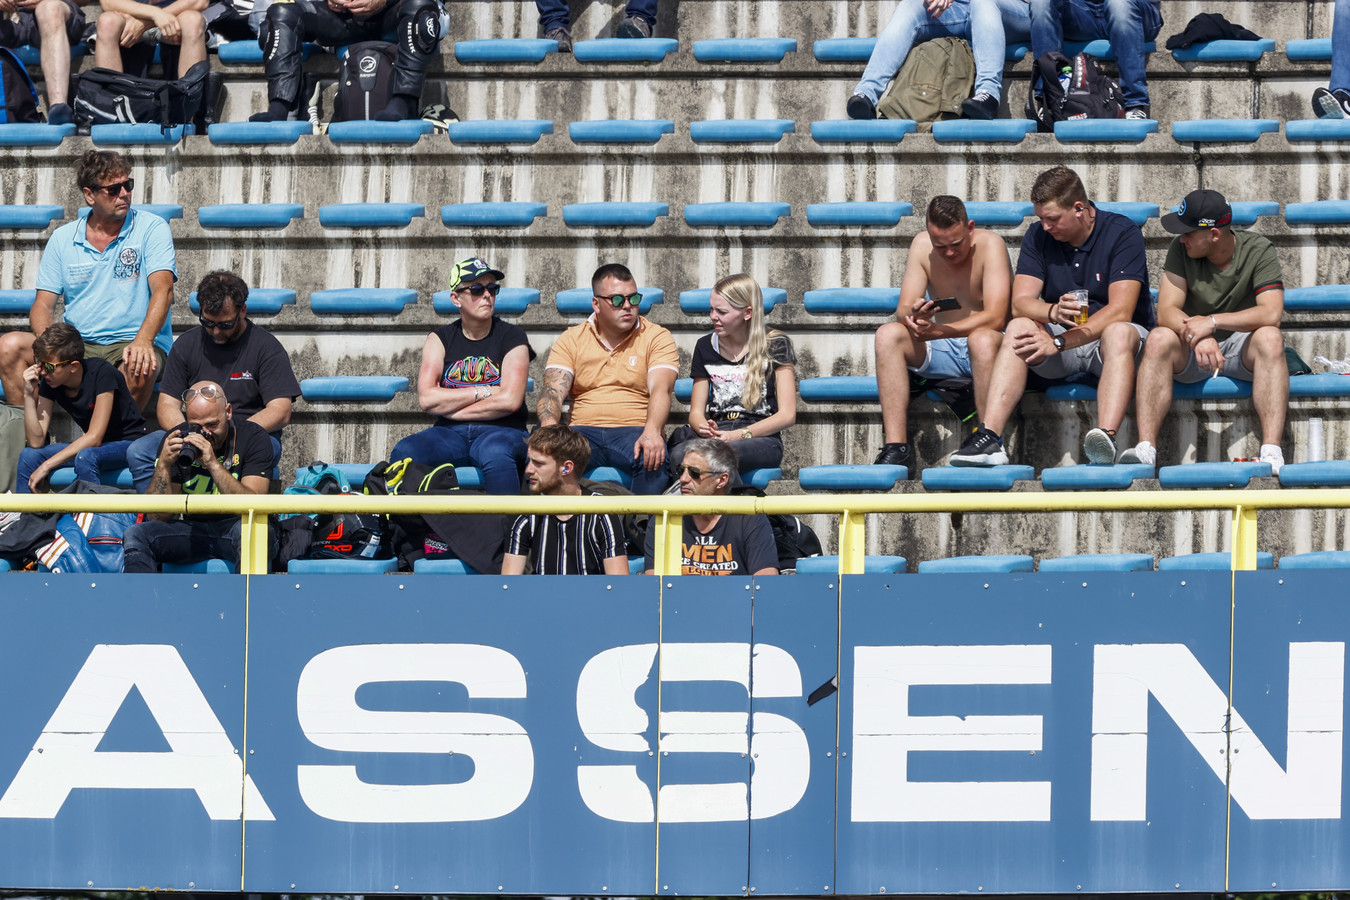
[{"x1": 872, "y1": 195, "x2": 1012, "y2": 478}]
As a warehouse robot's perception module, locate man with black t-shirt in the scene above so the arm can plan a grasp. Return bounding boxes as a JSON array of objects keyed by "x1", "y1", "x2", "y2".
[
  {"x1": 390, "y1": 257, "x2": 535, "y2": 495},
  {"x1": 123, "y1": 380, "x2": 275, "y2": 573},
  {"x1": 501, "y1": 424, "x2": 628, "y2": 576},
  {"x1": 127, "y1": 270, "x2": 299, "y2": 491}
]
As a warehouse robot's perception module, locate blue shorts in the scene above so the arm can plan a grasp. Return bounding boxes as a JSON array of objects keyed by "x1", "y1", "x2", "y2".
[{"x1": 909, "y1": 337, "x2": 972, "y2": 381}]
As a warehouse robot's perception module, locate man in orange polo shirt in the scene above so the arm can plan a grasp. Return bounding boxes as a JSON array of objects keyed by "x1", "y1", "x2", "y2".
[{"x1": 538, "y1": 263, "x2": 679, "y2": 494}]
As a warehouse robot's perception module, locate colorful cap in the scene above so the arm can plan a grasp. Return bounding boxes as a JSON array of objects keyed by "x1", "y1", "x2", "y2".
[
  {"x1": 1161, "y1": 189, "x2": 1232, "y2": 234},
  {"x1": 450, "y1": 257, "x2": 505, "y2": 288}
]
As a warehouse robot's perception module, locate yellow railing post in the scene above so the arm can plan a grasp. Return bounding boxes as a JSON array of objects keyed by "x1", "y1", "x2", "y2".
[
  {"x1": 838, "y1": 509, "x2": 865, "y2": 575},
  {"x1": 239, "y1": 509, "x2": 269, "y2": 575},
  {"x1": 1231, "y1": 504, "x2": 1258, "y2": 571},
  {"x1": 653, "y1": 511, "x2": 684, "y2": 577}
]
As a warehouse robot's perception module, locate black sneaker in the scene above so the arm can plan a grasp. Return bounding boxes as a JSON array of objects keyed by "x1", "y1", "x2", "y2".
[
  {"x1": 1124, "y1": 105, "x2": 1150, "y2": 120},
  {"x1": 616, "y1": 15, "x2": 651, "y2": 38},
  {"x1": 949, "y1": 426, "x2": 1008, "y2": 467},
  {"x1": 847, "y1": 93, "x2": 876, "y2": 120},
  {"x1": 545, "y1": 25, "x2": 573, "y2": 53},
  {"x1": 961, "y1": 91, "x2": 998, "y2": 120},
  {"x1": 1314, "y1": 86, "x2": 1350, "y2": 119},
  {"x1": 873, "y1": 442, "x2": 913, "y2": 479}
]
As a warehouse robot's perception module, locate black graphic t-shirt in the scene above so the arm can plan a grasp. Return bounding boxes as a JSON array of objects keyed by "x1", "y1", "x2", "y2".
[
  {"x1": 690, "y1": 333, "x2": 796, "y2": 425},
  {"x1": 643, "y1": 513, "x2": 779, "y2": 576},
  {"x1": 433, "y1": 317, "x2": 534, "y2": 430},
  {"x1": 165, "y1": 418, "x2": 275, "y2": 520},
  {"x1": 160, "y1": 323, "x2": 300, "y2": 436},
  {"x1": 39, "y1": 356, "x2": 147, "y2": 441}
]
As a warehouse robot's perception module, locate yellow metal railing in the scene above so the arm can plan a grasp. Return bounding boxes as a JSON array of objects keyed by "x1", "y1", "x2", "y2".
[{"x1": 3, "y1": 488, "x2": 1348, "y2": 575}]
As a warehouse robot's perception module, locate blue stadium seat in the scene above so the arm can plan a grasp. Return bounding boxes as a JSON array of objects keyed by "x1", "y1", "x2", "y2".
[
  {"x1": 318, "y1": 203, "x2": 425, "y2": 227},
  {"x1": 805, "y1": 202, "x2": 912, "y2": 227},
  {"x1": 1039, "y1": 553, "x2": 1154, "y2": 573},
  {"x1": 433, "y1": 287, "x2": 540, "y2": 316},
  {"x1": 300, "y1": 376, "x2": 409, "y2": 402},
  {"x1": 674, "y1": 378, "x2": 692, "y2": 401},
  {"x1": 48, "y1": 467, "x2": 135, "y2": 489},
  {"x1": 803, "y1": 288, "x2": 897, "y2": 314},
  {"x1": 743, "y1": 468, "x2": 782, "y2": 489},
  {"x1": 1279, "y1": 461, "x2": 1350, "y2": 487},
  {"x1": 797, "y1": 555, "x2": 907, "y2": 574},
  {"x1": 208, "y1": 121, "x2": 313, "y2": 145},
  {"x1": 1157, "y1": 461, "x2": 1272, "y2": 488},
  {"x1": 562, "y1": 202, "x2": 669, "y2": 227},
  {"x1": 693, "y1": 37, "x2": 797, "y2": 62},
  {"x1": 90, "y1": 124, "x2": 193, "y2": 145},
  {"x1": 1286, "y1": 201, "x2": 1350, "y2": 225},
  {"x1": 1170, "y1": 38, "x2": 1275, "y2": 62},
  {"x1": 198, "y1": 203, "x2": 305, "y2": 228},
  {"x1": 963, "y1": 201, "x2": 1034, "y2": 226},
  {"x1": 628, "y1": 556, "x2": 645, "y2": 574},
  {"x1": 921, "y1": 466, "x2": 1035, "y2": 491},
  {"x1": 0, "y1": 123, "x2": 75, "y2": 146},
  {"x1": 446, "y1": 120, "x2": 554, "y2": 145},
  {"x1": 454, "y1": 38, "x2": 558, "y2": 63},
  {"x1": 1170, "y1": 119, "x2": 1279, "y2": 143},
  {"x1": 918, "y1": 555, "x2": 1034, "y2": 573},
  {"x1": 309, "y1": 288, "x2": 418, "y2": 315},
  {"x1": 689, "y1": 119, "x2": 795, "y2": 143},
  {"x1": 573, "y1": 37, "x2": 679, "y2": 62},
  {"x1": 217, "y1": 40, "x2": 318, "y2": 64},
  {"x1": 1286, "y1": 37, "x2": 1331, "y2": 60},
  {"x1": 1159, "y1": 552, "x2": 1274, "y2": 571},
  {"x1": 454, "y1": 468, "x2": 483, "y2": 488},
  {"x1": 1054, "y1": 119, "x2": 1158, "y2": 142},
  {"x1": 584, "y1": 466, "x2": 631, "y2": 487},
  {"x1": 1286, "y1": 119, "x2": 1350, "y2": 142},
  {"x1": 0, "y1": 205, "x2": 62, "y2": 229},
  {"x1": 0, "y1": 558, "x2": 10, "y2": 572},
  {"x1": 290, "y1": 558, "x2": 399, "y2": 574},
  {"x1": 1287, "y1": 285, "x2": 1350, "y2": 310},
  {"x1": 798, "y1": 464, "x2": 906, "y2": 490},
  {"x1": 684, "y1": 202, "x2": 790, "y2": 227},
  {"x1": 810, "y1": 120, "x2": 917, "y2": 143},
  {"x1": 555, "y1": 287, "x2": 663, "y2": 315},
  {"x1": 1173, "y1": 377, "x2": 1252, "y2": 399},
  {"x1": 327, "y1": 120, "x2": 433, "y2": 144},
  {"x1": 1063, "y1": 39, "x2": 1154, "y2": 60},
  {"x1": 799, "y1": 376, "x2": 878, "y2": 402},
  {"x1": 413, "y1": 557, "x2": 481, "y2": 574},
  {"x1": 1278, "y1": 551, "x2": 1350, "y2": 569},
  {"x1": 441, "y1": 202, "x2": 548, "y2": 227},
  {"x1": 0, "y1": 290, "x2": 34, "y2": 313},
  {"x1": 1094, "y1": 201, "x2": 1158, "y2": 226},
  {"x1": 1044, "y1": 383, "x2": 1098, "y2": 401},
  {"x1": 678, "y1": 287, "x2": 786, "y2": 313},
  {"x1": 1040, "y1": 464, "x2": 1155, "y2": 490},
  {"x1": 569, "y1": 119, "x2": 675, "y2": 143},
  {"x1": 931, "y1": 119, "x2": 1037, "y2": 142},
  {"x1": 190, "y1": 288, "x2": 295, "y2": 315},
  {"x1": 1290, "y1": 373, "x2": 1350, "y2": 397},
  {"x1": 1229, "y1": 201, "x2": 1281, "y2": 226},
  {"x1": 164, "y1": 558, "x2": 236, "y2": 574},
  {"x1": 811, "y1": 37, "x2": 876, "y2": 62}
]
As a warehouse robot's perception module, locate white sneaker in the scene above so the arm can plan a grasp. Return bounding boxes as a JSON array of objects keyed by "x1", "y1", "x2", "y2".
[
  {"x1": 1259, "y1": 444, "x2": 1285, "y2": 475},
  {"x1": 1118, "y1": 442, "x2": 1156, "y2": 467}
]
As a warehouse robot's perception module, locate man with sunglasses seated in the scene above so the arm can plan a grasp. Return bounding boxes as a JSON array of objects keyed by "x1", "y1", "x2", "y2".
[
  {"x1": 388, "y1": 257, "x2": 535, "y2": 495},
  {"x1": 0, "y1": 150, "x2": 175, "y2": 414},
  {"x1": 123, "y1": 380, "x2": 275, "y2": 573},
  {"x1": 125, "y1": 270, "x2": 300, "y2": 492},
  {"x1": 539, "y1": 262, "x2": 678, "y2": 495}
]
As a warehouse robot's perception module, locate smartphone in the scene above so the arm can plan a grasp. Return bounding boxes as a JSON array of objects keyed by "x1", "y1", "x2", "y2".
[{"x1": 931, "y1": 297, "x2": 961, "y2": 312}]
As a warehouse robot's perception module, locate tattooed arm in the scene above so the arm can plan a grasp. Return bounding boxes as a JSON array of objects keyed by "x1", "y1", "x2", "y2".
[{"x1": 536, "y1": 367, "x2": 574, "y2": 426}]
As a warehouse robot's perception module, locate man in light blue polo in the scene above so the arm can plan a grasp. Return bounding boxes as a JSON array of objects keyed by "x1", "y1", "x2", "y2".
[{"x1": 0, "y1": 150, "x2": 176, "y2": 412}]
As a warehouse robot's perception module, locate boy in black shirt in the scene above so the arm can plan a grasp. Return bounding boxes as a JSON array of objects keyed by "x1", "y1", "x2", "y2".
[{"x1": 18, "y1": 322, "x2": 147, "y2": 493}]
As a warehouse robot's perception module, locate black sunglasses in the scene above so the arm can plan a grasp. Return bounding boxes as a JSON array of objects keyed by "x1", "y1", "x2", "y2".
[
  {"x1": 596, "y1": 293, "x2": 642, "y2": 308},
  {"x1": 674, "y1": 463, "x2": 714, "y2": 480},
  {"x1": 458, "y1": 282, "x2": 502, "y2": 297},
  {"x1": 96, "y1": 178, "x2": 134, "y2": 196},
  {"x1": 199, "y1": 314, "x2": 240, "y2": 331}
]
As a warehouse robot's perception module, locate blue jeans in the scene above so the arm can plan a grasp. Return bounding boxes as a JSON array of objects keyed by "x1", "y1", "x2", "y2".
[
  {"x1": 128, "y1": 430, "x2": 283, "y2": 492},
  {"x1": 534, "y1": 0, "x2": 658, "y2": 31},
  {"x1": 16, "y1": 440, "x2": 135, "y2": 493},
  {"x1": 123, "y1": 516, "x2": 241, "y2": 573},
  {"x1": 390, "y1": 423, "x2": 527, "y2": 495},
  {"x1": 1029, "y1": 0, "x2": 1162, "y2": 109},
  {"x1": 1334, "y1": 0, "x2": 1349, "y2": 91},
  {"x1": 854, "y1": 0, "x2": 1031, "y2": 102},
  {"x1": 572, "y1": 424, "x2": 670, "y2": 495}
]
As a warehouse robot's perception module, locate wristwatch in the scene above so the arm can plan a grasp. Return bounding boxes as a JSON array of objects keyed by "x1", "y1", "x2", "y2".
[
  {"x1": 1052, "y1": 335, "x2": 1067, "y2": 352},
  {"x1": 741, "y1": 428, "x2": 754, "y2": 440}
]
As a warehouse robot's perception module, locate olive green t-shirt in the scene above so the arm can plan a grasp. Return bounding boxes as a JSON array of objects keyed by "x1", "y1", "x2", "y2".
[{"x1": 1163, "y1": 230, "x2": 1283, "y2": 340}]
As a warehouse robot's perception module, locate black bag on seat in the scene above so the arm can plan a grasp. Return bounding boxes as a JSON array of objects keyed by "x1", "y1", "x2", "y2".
[
  {"x1": 72, "y1": 60, "x2": 209, "y2": 128},
  {"x1": 332, "y1": 41, "x2": 396, "y2": 122},
  {"x1": 0, "y1": 46, "x2": 41, "y2": 123}
]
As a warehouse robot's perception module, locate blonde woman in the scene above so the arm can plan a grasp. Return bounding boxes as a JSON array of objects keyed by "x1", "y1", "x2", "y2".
[{"x1": 669, "y1": 273, "x2": 797, "y2": 473}]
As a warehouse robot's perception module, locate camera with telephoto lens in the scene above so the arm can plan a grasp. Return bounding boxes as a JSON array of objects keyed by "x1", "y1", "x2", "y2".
[{"x1": 176, "y1": 423, "x2": 205, "y2": 467}]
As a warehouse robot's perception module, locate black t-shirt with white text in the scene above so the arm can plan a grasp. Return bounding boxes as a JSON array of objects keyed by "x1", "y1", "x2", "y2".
[
  {"x1": 160, "y1": 323, "x2": 300, "y2": 436},
  {"x1": 38, "y1": 356, "x2": 147, "y2": 442}
]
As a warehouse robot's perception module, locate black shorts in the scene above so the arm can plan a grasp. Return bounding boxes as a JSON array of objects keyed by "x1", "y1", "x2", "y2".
[{"x1": 7, "y1": 0, "x2": 87, "y2": 47}]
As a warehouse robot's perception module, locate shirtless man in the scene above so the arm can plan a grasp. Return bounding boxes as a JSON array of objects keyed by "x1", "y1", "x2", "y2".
[{"x1": 871, "y1": 194, "x2": 1012, "y2": 478}]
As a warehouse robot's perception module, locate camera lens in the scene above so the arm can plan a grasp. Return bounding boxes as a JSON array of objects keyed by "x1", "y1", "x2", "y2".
[{"x1": 176, "y1": 424, "x2": 203, "y2": 467}]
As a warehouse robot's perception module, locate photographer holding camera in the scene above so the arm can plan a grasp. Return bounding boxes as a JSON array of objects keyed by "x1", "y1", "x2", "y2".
[{"x1": 123, "y1": 380, "x2": 274, "y2": 573}]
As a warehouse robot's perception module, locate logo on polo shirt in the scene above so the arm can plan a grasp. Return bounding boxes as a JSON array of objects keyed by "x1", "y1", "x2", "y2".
[
  {"x1": 113, "y1": 247, "x2": 140, "y2": 281},
  {"x1": 230, "y1": 370, "x2": 254, "y2": 382}
]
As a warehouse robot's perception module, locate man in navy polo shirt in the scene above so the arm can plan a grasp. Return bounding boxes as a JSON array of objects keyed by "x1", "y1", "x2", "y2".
[{"x1": 951, "y1": 165, "x2": 1153, "y2": 466}]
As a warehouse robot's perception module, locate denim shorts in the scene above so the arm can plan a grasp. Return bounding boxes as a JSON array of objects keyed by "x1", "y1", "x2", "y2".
[{"x1": 910, "y1": 337, "x2": 972, "y2": 381}]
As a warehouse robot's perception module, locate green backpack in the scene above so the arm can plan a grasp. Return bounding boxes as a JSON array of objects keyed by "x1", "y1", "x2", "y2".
[{"x1": 877, "y1": 36, "x2": 976, "y2": 131}]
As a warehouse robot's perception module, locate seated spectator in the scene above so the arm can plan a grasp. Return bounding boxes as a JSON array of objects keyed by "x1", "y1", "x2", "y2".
[
  {"x1": 1029, "y1": 0, "x2": 1161, "y2": 119},
  {"x1": 18, "y1": 322, "x2": 147, "y2": 493},
  {"x1": 642, "y1": 438, "x2": 778, "y2": 576},
  {"x1": 1314, "y1": 0, "x2": 1350, "y2": 117},
  {"x1": 1119, "y1": 190, "x2": 1287, "y2": 472},
  {"x1": 667, "y1": 273, "x2": 796, "y2": 475},
  {"x1": 126, "y1": 270, "x2": 299, "y2": 492},
  {"x1": 123, "y1": 380, "x2": 274, "y2": 573},
  {"x1": 390, "y1": 257, "x2": 533, "y2": 495},
  {"x1": 94, "y1": 0, "x2": 208, "y2": 80},
  {"x1": 538, "y1": 262, "x2": 678, "y2": 495},
  {"x1": 250, "y1": 0, "x2": 442, "y2": 121},
  {"x1": 951, "y1": 165, "x2": 1152, "y2": 467},
  {"x1": 0, "y1": 0, "x2": 86, "y2": 124},
  {"x1": 537, "y1": 0, "x2": 658, "y2": 51},
  {"x1": 848, "y1": 0, "x2": 1031, "y2": 120},
  {"x1": 872, "y1": 195, "x2": 1012, "y2": 477},
  {"x1": 501, "y1": 424, "x2": 629, "y2": 576}
]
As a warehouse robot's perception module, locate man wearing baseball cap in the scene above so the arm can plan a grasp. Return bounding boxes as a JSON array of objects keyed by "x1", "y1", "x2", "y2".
[
  {"x1": 388, "y1": 257, "x2": 535, "y2": 494},
  {"x1": 1119, "y1": 189, "x2": 1288, "y2": 472}
]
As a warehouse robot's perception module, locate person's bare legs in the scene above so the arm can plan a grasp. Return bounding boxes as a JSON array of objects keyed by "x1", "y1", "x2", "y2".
[
  {"x1": 874, "y1": 320, "x2": 927, "y2": 444},
  {"x1": 967, "y1": 326, "x2": 1004, "y2": 422},
  {"x1": 173, "y1": 9, "x2": 207, "y2": 74},
  {"x1": 94, "y1": 11, "x2": 129, "y2": 71},
  {"x1": 1093, "y1": 320, "x2": 1142, "y2": 433},
  {"x1": 979, "y1": 317, "x2": 1037, "y2": 435},
  {"x1": 1246, "y1": 325, "x2": 1289, "y2": 446},
  {"x1": 1131, "y1": 327, "x2": 1186, "y2": 447},
  {"x1": 0, "y1": 331, "x2": 36, "y2": 406},
  {"x1": 35, "y1": 0, "x2": 73, "y2": 106}
]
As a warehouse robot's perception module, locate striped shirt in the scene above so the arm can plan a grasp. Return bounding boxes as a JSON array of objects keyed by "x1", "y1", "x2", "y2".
[{"x1": 506, "y1": 512, "x2": 625, "y2": 575}]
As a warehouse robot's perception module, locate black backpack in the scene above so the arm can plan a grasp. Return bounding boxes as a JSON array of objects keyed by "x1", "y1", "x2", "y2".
[
  {"x1": 0, "y1": 46, "x2": 41, "y2": 124},
  {"x1": 730, "y1": 486, "x2": 823, "y2": 571},
  {"x1": 72, "y1": 59, "x2": 210, "y2": 129},
  {"x1": 332, "y1": 41, "x2": 396, "y2": 122},
  {"x1": 1026, "y1": 50, "x2": 1123, "y2": 132},
  {"x1": 307, "y1": 512, "x2": 392, "y2": 560}
]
